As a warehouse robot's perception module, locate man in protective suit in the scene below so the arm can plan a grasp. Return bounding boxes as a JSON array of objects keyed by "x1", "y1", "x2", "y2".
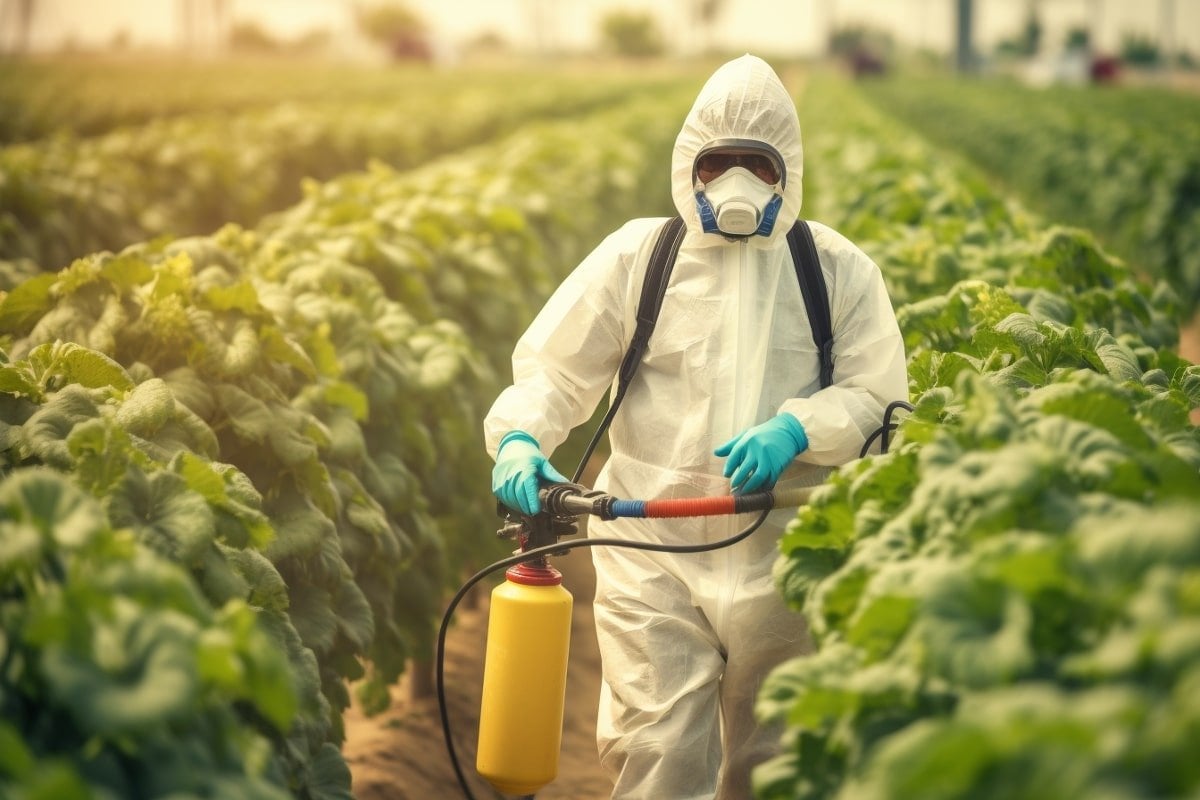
[{"x1": 484, "y1": 54, "x2": 908, "y2": 799}]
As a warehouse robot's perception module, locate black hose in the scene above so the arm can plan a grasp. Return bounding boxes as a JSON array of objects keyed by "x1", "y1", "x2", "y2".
[
  {"x1": 859, "y1": 399, "x2": 914, "y2": 458},
  {"x1": 437, "y1": 507, "x2": 772, "y2": 800}
]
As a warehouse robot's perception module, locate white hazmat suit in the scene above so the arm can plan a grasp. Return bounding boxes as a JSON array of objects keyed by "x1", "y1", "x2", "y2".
[{"x1": 484, "y1": 55, "x2": 908, "y2": 799}]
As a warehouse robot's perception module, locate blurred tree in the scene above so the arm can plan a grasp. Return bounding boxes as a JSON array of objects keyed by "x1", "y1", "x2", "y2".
[
  {"x1": 829, "y1": 23, "x2": 892, "y2": 76},
  {"x1": 1121, "y1": 32, "x2": 1161, "y2": 66},
  {"x1": 995, "y1": 1, "x2": 1042, "y2": 58},
  {"x1": 828, "y1": 24, "x2": 886, "y2": 58},
  {"x1": 599, "y1": 10, "x2": 664, "y2": 58},
  {"x1": 228, "y1": 20, "x2": 329, "y2": 56},
  {"x1": 229, "y1": 19, "x2": 279, "y2": 53},
  {"x1": 1021, "y1": 1, "x2": 1042, "y2": 55},
  {"x1": 1065, "y1": 26, "x2": 1090, "y2": 52},
  {"x1": 355, "y1": 2, "x2": 431, "y2": 61}
]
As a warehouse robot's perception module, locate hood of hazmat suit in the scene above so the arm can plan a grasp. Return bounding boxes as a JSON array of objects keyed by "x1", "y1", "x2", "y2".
[
  {"x1": 484, "y1": 54, "x2": 908, "y2": 799},
  {"x1": 672, "y1": 53, "x2": 803, "y2": 244}
]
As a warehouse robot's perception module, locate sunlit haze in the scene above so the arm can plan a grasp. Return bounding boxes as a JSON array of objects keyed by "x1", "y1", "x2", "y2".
[{"x1": 10, "y1": 0, "x2": 1200, "y2": 59}]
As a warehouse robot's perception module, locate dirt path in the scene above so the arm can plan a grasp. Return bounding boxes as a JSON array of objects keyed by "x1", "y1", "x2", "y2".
[
  {"x1": 1181, "y1": 312, "x2": 1200, "y2": 362},
  {"x1": 1182, "y1": 313, "x2": 1200, "y2": 426},
  {"x1": 343, "y1": 521, "x2": 613, "y2": 800}
]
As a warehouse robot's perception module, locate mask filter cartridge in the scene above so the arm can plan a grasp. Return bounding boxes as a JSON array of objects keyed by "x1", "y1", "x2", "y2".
[{"x1": 697, "y1": 167, "x2": 780, "y2": 237}]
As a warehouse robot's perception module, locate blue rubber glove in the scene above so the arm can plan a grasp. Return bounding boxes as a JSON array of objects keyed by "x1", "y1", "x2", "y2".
[
  {"x1": 714, "y1": 413, "x2": 809, "y2": 494},
  {"x1": 491, "y1": 431, "x2": 569, "y2": 515}
]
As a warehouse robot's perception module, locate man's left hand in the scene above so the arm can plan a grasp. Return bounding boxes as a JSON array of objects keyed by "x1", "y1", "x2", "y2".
[{"x1": 714, "y1": 413, "x2": 808, "y2": 493}]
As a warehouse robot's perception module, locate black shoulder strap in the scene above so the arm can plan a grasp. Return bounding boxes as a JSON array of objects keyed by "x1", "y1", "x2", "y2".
[
  {"x1": 620, "y1": 215, "x2": 687, "y2": 389},
  {"x1": 572, "y1": 216, "x2": 685, "y2": 482},
  {"x1": 787, "y1": 219, "x2": 835, "y2": 390}
]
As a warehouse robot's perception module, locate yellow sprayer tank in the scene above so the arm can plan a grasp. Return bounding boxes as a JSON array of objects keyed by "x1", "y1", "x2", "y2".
[{"x1": 476, "y1": 561, "x2": 573, "y2": 797}]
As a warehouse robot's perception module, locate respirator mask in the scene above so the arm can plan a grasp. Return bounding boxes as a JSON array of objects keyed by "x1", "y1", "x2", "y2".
[{"x1": 693, "y1": 141, "x2": 785, "y2": 238}]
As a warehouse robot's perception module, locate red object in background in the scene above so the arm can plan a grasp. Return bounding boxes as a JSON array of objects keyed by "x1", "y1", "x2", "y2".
[
  {"x1": 850, "y1": 50, "x2": 887, "y2": 78},
  {"x1": 390, "y1": 34, "x2": 432, "y2": 62},
  {"x1": 1091, "y1": 55, "x2": 1121, "y2": 83}
]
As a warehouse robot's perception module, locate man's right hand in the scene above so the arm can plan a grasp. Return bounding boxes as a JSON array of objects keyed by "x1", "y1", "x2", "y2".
[{"x1": 491, "y1": 431, "x2": 568, "y2": 515}]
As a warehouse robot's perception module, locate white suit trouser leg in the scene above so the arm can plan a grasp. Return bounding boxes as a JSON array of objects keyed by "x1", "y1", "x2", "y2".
[{"x1": 592, "y1": 535, "x2": 811, "y2": 800}]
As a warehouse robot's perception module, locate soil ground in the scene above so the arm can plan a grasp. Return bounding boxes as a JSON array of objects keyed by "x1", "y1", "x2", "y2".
[
  {"x1": 1182, "y1": 314, "x2": 1200, "y2": 425},
  {"x1": 1183, "y1": 314, "x2": 1200, "y2": 363}
]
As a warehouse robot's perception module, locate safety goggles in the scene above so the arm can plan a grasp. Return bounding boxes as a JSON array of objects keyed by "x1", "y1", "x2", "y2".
[{"x1": 694, "y1": 140, "x2": 785, "y2": 186}]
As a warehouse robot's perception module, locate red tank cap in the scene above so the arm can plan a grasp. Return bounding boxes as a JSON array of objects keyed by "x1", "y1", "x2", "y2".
[{"x1": 506, "y1": 562, "x2": 563, "y2": 586}]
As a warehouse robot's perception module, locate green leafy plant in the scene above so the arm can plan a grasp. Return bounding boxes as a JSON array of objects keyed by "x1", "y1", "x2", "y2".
[
  {"x1": 0, "y1": 467, "x2": 301, "y2": 799},
  {"x1": 756, "y1": 74, "x2": 1200, "y2": 800}
]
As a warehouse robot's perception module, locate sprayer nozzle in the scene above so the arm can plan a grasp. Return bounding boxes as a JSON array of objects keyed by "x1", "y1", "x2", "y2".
[{"x1": 537, "y1": 484, "x2": 586, "y2": 515}]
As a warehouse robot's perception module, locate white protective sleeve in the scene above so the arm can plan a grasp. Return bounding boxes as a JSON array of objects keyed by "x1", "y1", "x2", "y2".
[{"x1": 483, "y1": 217, "x2": 664, "y2": 461}]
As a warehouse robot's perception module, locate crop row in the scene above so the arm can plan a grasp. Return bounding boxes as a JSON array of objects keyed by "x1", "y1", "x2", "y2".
[
  {"x1": 753, "y1": 75, "x2": 1200, "y2": 800},
  {"x1": 0, "y1": 82, "x2": 692, "y2": 799},
  {"x1": 857, "y1": 75, "x2": 1200, "y2": 313},
  {"x1": 0, "y1": 70, "x2": 677, "y2": 283},
  {"x1": 0, "y1": 60, "x2": 554, "y2": 145}
]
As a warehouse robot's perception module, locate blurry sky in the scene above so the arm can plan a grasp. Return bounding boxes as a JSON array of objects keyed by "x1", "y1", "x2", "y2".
[{"x1": 13, "y1": 0, "x2": 1200, "y2": 59}]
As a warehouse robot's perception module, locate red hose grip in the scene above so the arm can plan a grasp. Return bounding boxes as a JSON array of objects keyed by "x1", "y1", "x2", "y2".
[{"x1": 643, "y1": 496, "x2": 738, "y2": 518}]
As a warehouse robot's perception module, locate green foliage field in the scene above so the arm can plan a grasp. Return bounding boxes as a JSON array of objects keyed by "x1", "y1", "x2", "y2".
[
  {"x1": 0, "y1": 57, "x2": 1197, "y2": 800},
  {"x1": 0, "y1": 64, "x2": 678, "y2": 281},
  {"x1": 857, "y1": 75, "x2": 1200, "y2": 314}
]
